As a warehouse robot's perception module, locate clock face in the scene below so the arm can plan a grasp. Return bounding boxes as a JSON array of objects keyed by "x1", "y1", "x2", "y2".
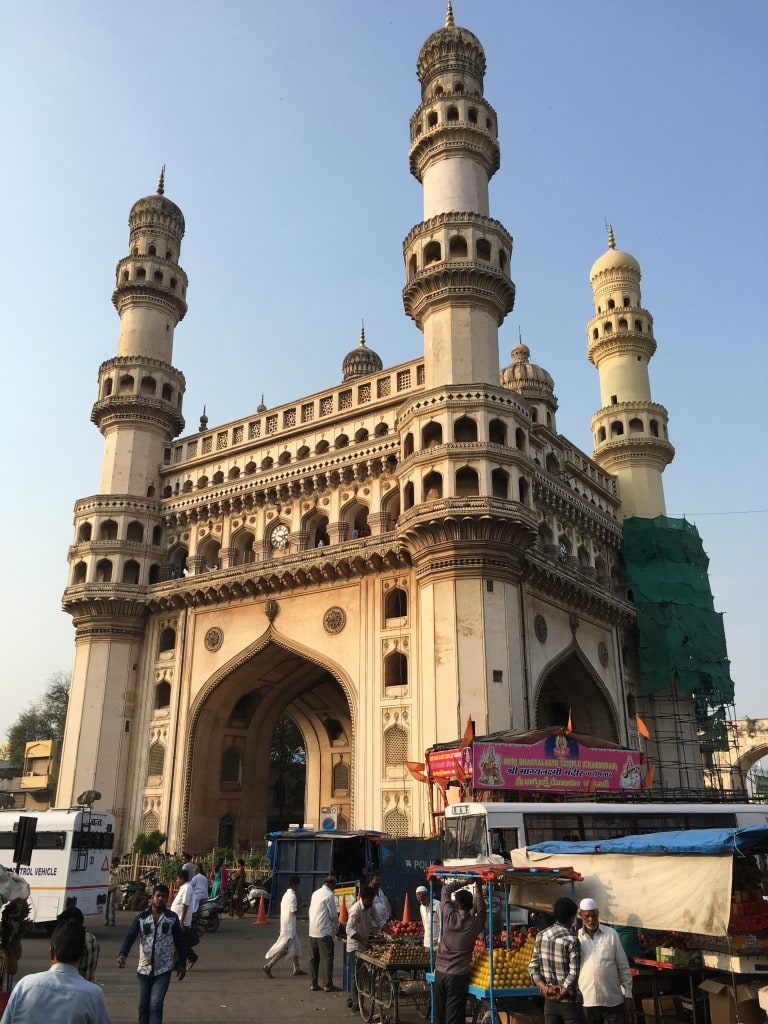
[{"x1": 271, "y1": 524, "x2": 289, "y2": 550}]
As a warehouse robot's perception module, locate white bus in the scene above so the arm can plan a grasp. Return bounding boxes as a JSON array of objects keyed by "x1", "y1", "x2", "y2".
[
  {"x1": 0, "y1": 808, "x2": 115, "y2": 923},
  {"x1": 442, "y1": 801, "x2": 768, "y2": 864}
]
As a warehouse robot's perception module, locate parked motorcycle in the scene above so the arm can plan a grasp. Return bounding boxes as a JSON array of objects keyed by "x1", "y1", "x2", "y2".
[
  {"x1": 119, "y1": 869, "x2": 160, "y2": 911},
  {"x1": 245, "y1": 884, "x2": 270, "y2": 914},
  {"x1": 194, "y1": 895, "x2": 222, "y2": 933}
]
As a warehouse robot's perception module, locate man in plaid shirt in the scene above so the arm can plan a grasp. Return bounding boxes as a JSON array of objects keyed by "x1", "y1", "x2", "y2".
[{"x1": 529, "y1": 897, "x2": 584, "y2": 1023}]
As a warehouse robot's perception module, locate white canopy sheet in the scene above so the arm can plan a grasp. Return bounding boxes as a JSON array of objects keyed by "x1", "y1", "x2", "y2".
[{"x1": 508, "y1": 847, "x2": 732, "y2": 935}]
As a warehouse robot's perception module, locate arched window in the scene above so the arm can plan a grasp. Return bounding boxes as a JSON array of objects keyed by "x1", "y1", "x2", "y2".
[
  {"x1": 154, "y1": 682, "x2": 171, "y2": 709},
  {"x1": 545, "y1": 453, "x2": 560, "y2": 474},
  {"x1": 199, "y1": 538, "x2": 221, "y2": 570},
  {"x1": 72, "y1": 562, "x2": 87, "y2": 584},
  {"x1": 212, "y1": 471, "x2": 224, "y2": 485},
  {"x1": 408, "y1": 253, "x2": 417, "y2": 279},
  {"x1": 148, "y1": 244, "x2": 157, "y2": 256},
  {"x1": 332, "y1": 757, "x2": 350, "y2": 795},
  {"x1": 95, "y1": 559, "x2": 113, "y2": 583},
  {"x1": 221, "y1": 747, "x2": 242, "y2": 786},
  {"x1": 229, "y1": 466, "x2": 241, "y2": 479},
  {"x1": 610, "y1": 421, "x2": 624, "y2": 437},
  {"x1": 232, "y1": 530, "x2": 255, "y2": 565},
  {"x1": 635, "y1": 319, "x2": 643, "y2": 333},
  {"x1": 102, "y1": 378, "x2": 113, "y2": 397},
  {"x1": 161, "y1": 383, "x2": 173, "y2": 401},
  {"x1": 78, "y1": 522, "x2": 92, "y2": 543},
  {"x1": 649, "y1": 419, "x2": 659, "y2": 437},
  {"x1": 385, "y1": 724, "x2": 408, "y2": 767},
  {"x1": 453, "y1": 416, "x2": 477, "y2": 442},
  {"x1": 607, "y1": 299, "x2": 615, "y2": 310},
  {"x1": 136, "y1": 268, "x2": 146, "y2": 281},
  {"x1": 140, "y1": 376, "x2": 157, "y2": 396},
  {"x1": 147, "y1": 743, "x2": 165, "y2": 779},
  {"x1": 197, "y1": 476, "x2": 208, "y2": 489},
  {"x1": 468, "y1": 107, "x2": 478, "y2": 124},
  {"x1": 99, "y1": 519, "x2": 118, "y2": 540},
  {"x1": 592, "y1": 328, "x2": 599, "y2": 340},
  {"x1": 424, "y1": 241, "x2": 441, "y2": 266},
  {"x1": 384, "y1": 651, "x2": 408, "y2": 689},
  {"x1": 335, "y1": 434, "x2": 349, "y2": 449},
  {"x1": 153, "y1": 270, "x2": 163, "y2": 283},
  {"x1": 354, "y1": 427, "x2": 369, "y2": 443},
  {"x1": 427, "y1": 110, "x2": 438, "y2": 128},
  {"x1": 578, "y1": 545, "x2": 591, "y2": 568},
  {"x1": 597, "y1": 426, "x2": 606, "y2": 442},
  {"x1": 449, "y1": 235, "x2": 468, "y2": 257},
  {"x1": 217, "y1": 814, "x2": 235, "y2": 849},
  {"x1": 403, "y1": 481, "x2": 414, "y2": 510},
  {"x1": 558, "y1": 537, "x2": 571, "y2": 563},
  {"x1": 455, "y1": 467, "x2": 479, "y2": 496},
  {"x1": 538, "y1": 522, "x2": 553, "y2": 550},
  {"x1": 515, "y1": 427, "x2": 526, "y2": 451},
  {"x1": 629, "y1": 417, "x2": 643, "y2": 434},
  {"x1": 618, "y1": 318, "x2": 628, "y2": 330},
  {"x1": 603, "y1": 322, "x2": 612, "y2": 334},
  {"x1": 142, "y1": 811, "x2": 159, "y2": 835},
  {"x1": 122, "y1": 560, "x2": 140, "y2": 584},
  {"x1": 126, "y1": 521, "x2": 144, "y2": 543},
  {"x1": 476, "y1": 239, "x2": 491, "y2": 261},
  {"x1": 403, "y1": 433, "x2": 414, "y2": 457},
  {"x1": 423, "y1": 471, "x2": 443, "y2": 502},
  {"x1": 518, "y1": 477, "x2": 529, "y2": 505},
  {"x1": 148, "y1": 564, "x2": 161, "y2": 584},
  {"x1": 383, "y1": 808, "x2": 410, "y2": 837},
  {"x1": 422, "y1": 422, "x2": 443, "y2": 448},
  {"x1": 489, "y1": 419, "x2": 506, "y2": 445},
  {"x1": 491, "y1": 468, "x2": 508, "y2": 499},
  {"x1": 159, "y1": 628, "x2": 176, "y2": 653},
  {"x1": 446, "y1": 105, "x2": 459, "y2": 122},
  {"x1": 152, "y1": 525, "x2": 163, "y2": 546},
  {"x1": 374, "y1": 422, "x2": 389, "y2": 437},
  {"x1": 385, "y1": 587, "x2": 408, "y2": 620},
  {"x1": 315, "y1": 440, "x2": 329, "y2": 454},
  {"x1": 499, "y1": 249, "x2": 507, "y2": 271}
]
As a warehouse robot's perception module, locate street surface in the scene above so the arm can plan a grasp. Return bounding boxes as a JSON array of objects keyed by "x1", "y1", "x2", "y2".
[{"x1": 13, "y1": 912, "x2": 424, "y2": 1024}]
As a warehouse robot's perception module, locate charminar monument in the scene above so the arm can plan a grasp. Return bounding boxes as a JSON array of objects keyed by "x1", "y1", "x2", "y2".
[{"x1": 57, "y1": 4, "x2": 734, "y2": 852}]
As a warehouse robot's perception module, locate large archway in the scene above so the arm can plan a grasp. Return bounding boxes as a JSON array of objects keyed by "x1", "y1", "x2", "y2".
[
  {"x1": 182, "y1": 638, "x2": 353, "y2": 851},
  {"x1": 535, "y1": 646, "x2": 619, "y2": 742}
]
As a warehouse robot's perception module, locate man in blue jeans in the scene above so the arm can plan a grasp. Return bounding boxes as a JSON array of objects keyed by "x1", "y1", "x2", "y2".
[
  {"x1": 117, "y1": 882, "x2": 187, "y2": 1024},
  {"x1": 434, "y1": 879, "x2": 486, "y2": 1024}
]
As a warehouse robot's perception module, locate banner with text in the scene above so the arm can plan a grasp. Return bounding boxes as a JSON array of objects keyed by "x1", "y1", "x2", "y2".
[{"x1": 472, "y1": 738, "x2": 643, "y2": 793}]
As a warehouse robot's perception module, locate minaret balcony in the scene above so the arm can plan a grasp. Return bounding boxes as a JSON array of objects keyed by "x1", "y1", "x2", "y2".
[
  {"x1": 90, "y1": 393, "x2": 185, "y2": 436},
  {"x1": 409, "y1": 122, "x2": 500, "y2": 181},
  {"x1": 403, "y1": 260, "x2": 515, "y2": 327},
  {"x1": 592, "y1": 433, "x2": 675, "y2": 470}
]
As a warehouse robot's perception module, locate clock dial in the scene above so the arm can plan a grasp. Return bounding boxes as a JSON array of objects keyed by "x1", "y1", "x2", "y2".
[{"x1": 271, "y1": 524, "x2": 289, "y2": 550}]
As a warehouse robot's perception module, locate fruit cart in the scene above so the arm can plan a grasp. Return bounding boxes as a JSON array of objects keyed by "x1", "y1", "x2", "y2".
[
  {"x1": 354, "y1": 938, "x2": 432, "y2": 1024},
  {"x1": 424, "y1": 864, "x2": 582, "y2": 1024}
]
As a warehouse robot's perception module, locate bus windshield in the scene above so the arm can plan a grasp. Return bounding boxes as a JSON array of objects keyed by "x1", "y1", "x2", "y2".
[{"x1": 443, "y1": 814, "x2": 488, "y2": 860}]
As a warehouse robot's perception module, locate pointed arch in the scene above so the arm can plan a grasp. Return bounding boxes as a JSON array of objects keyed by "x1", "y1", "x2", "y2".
[{"x1": 534, "y1": 643, "x2": 620, "y2": 742}]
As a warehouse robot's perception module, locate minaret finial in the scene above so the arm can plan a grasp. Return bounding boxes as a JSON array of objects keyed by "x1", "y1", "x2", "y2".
[
  {"x1": 157, "y1": 165, "x2": 166, "y2": 196},
  {"x1": 199, "y1": 404, "x2": 208, "y2": 431},
  {"x1": 518, "y1": 326, "x2": 522, "y2": 345},
  {"x1": 359, "y1": 319, "x2": 366, "y2": 347},
  {"x1": 607, "y1": 222, "x2": 616, "y2": 249},
  {"x1": 445, "y1": 1, "x2": 454, "y2": 28}
]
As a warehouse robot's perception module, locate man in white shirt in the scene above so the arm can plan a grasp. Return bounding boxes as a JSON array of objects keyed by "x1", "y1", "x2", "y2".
[
  {"x1": 189, "y1": 863, "x2": 209, "y2": 913},
  {"x1": 308, "y1": 874, "x2": 339, "y2": 992},
  {"x1": 369, "y1": 872, "x2": 391, "y2": 923},
  {"x1": 2, "y1": 920, "x2": 111, "y2": 1023},
  {"x1": 171, "y1": 868, "x2": 198, "y2": 969},
  {"x1": 416, "y1": 885, "x2": 441, "y2": 949},
  {"x1": 577, "y1": 898, "x2": 633, "y2": 1024},
  {"x1": 263, "y1": 875, "x2": 306, "y2": 978}
]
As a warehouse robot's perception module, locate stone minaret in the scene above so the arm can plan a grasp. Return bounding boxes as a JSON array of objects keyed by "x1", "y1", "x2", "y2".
[
  {"x1": 402, "y1": 1, "x2": 515, "y2": 387},
  {"x1": 587, "y1": 227, "x2": 674, "y2": 519},
  {"x1": 58, "y1": 172, "x2": 188, "y2": 821}
]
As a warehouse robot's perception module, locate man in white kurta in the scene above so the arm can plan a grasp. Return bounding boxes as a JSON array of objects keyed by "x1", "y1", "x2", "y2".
[
  {"x1": 308, "y1": 875, "x2": 339, "y2": 991},
  {"x1": 416, "y1": 885, "x2": 441, "y2": 949},
  {"x1": 577, "y1": 898, "x2": 633, "y2": 1024},
  {"x1": 263, "y1": 875, "x2": 306, "y2": 978}
]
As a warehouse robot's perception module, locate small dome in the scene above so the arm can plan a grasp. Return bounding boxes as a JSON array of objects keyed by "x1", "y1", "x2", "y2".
[
  {"x1": 501, "y1": 339, "x2": 556, "y2": 404},
  {"x1": 417, "y1": 2, "x2": 486, "y2": 86},
  {"x1": 342, "y1": 324, "x2": 383, "y2": 382},
  {"x1": 129, "y1": 168, "x2": 185, "y2": 237},
  {"x1": 590, "y1": 225, "x2": 640, "y2": 282}
]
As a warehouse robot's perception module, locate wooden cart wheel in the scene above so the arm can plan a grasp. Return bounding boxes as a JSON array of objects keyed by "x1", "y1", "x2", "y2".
[
  {"x1": 376, "y1": 972, "x2": 398, "y2": 1024},
  {"x1": 356, "y1": 959, "x2": 376, "y2": 1022},
  {"x1": 473, "y1": 998, "x2": 500, "y2": 1024}
]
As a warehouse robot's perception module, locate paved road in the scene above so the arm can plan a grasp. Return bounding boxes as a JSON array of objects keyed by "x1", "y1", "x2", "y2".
[{"x1": 13, "y1": 912, "x2": 425, "y2": 1024}]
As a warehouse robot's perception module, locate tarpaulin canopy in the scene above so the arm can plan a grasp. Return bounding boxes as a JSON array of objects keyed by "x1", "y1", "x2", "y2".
[{"x1": 526, "y1": 825, "x2": 768, "y2": 857}]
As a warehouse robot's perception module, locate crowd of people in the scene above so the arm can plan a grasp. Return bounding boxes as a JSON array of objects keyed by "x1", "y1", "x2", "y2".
[{"x1": 0, "y1": 864, "x2": 632, "y2": 1024}]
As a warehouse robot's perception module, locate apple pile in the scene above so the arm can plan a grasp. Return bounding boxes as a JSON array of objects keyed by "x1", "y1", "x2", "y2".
[
  {"x1": 383, "y1": 920, "x2": 424, "y2": 938},
  {"x1": 473, "y1": 926, "x2": 536, "y2": 956}
]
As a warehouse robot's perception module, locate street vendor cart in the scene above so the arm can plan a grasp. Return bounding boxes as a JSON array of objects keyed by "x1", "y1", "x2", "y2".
[
  {"x1": 354, "y1": 942, "x2": 432, "y2": 1023},
  {"x1": 424, "y1": 863, "x2": 582, "y2": 1024}
]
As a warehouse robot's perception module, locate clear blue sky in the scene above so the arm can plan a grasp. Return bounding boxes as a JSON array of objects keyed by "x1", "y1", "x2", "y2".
[{"x1": 1, "y1": 1, "x2": 766, "y2": 741}]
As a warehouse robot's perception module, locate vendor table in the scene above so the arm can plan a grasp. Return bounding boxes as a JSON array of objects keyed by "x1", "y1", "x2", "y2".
[
  {"x1": 355, "y1": 948, "x2": 432, "y2": 1024},
  {"x1": 424, "y1": 972, "x2": 541, "y2": 1024},
  {"x1": 633, "y1": 959, "x2": 709, "y2": 1024}
]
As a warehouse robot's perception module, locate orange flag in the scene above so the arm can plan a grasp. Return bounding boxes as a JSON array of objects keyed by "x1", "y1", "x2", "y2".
[
  {"x1": 642, "y1": 765, "x2": 656, "y2": 790},
  {"x1": 566, "y1": 709, "x2": 573, "y2": 734},
  {"x1": 453, "y1": 758, "x2": 467, "y2": 783},
  {"x1": 406, "y1": 761, "x2": 428, "y2": 784},
  {"x1": 460, "y1": 716, "x2": 474, "y2": 749},
  {"x1": 585, "y1": 780, "x2": 596, "y2": 794},
  {"x1": 636, "y1": 714, "x2": 652, "y2": 740}
]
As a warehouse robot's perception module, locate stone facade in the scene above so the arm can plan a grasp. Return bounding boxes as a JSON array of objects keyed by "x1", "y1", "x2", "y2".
[{"x1": 58, "y1": 8, "x2": 699, "y2": 853}]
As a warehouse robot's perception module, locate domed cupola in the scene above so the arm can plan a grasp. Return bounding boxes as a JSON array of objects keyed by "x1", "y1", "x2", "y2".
[
  {"x1": 416, "y1": 1, "x2": 487, "y2": 97},
  {"x1": 342, "y1": 323, "x2": 383, "y2": 381},
  {"x1": 501, "y1": 335, "x2": 558, "y2": 430}
]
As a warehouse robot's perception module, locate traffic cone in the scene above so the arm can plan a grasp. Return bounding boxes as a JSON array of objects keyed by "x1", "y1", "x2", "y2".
[
  {"x1": 252, "y1": 894, "x2": 268, "y2": 926},
  {"x1": 401, "y1": 893, "x2": 412, "y2": 924},
  {"x1": 339, "y1": 894, "x2": 348, "y2": 925}
]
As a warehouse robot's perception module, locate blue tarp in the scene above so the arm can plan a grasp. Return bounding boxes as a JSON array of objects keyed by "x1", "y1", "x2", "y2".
[{"x1": 527, "y1": 825, "x2": 768, "y2": 857}]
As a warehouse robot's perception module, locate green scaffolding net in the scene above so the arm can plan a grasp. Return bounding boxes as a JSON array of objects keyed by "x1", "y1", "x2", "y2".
[{"x1": 621, "y1": 516, "x2": 734, "y2": 710}]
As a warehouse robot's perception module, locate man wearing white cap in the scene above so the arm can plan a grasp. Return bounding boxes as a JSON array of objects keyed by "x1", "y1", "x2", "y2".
[
  {"x1": 416, "y1": 886, "x2": 441, "y2": 949},
  {"x1": 577, "y1": 898, "x2": 633, "y2": 1023}
]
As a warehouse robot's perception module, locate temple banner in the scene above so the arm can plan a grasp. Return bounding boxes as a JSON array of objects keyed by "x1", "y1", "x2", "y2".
[{"x1": 472, "y1": 738, "x2": 643, "y2": 793}]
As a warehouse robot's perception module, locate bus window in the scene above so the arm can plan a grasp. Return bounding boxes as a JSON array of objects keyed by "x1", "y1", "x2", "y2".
[
  {"x1": 443, "y1": 814, "x2": 488, "y2": 860},
  {"x1": 490, "y1": 827, "x2": 519, "y2": 859},
  {"x1": 523, "y1": 814, "x2": 582, "y2": 846}
]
